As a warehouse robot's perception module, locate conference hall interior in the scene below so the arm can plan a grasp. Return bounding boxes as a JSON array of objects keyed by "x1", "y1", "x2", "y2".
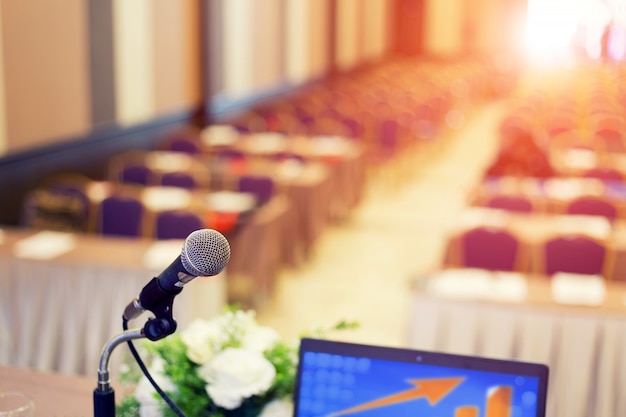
[{"x1": 1, "y1": 1, "x2": 626, "y2": 416}]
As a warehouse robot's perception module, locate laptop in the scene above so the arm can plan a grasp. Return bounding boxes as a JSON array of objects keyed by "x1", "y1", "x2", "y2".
[{"x1": 293, "y1": 338, "x2": 549, "y2": 417}]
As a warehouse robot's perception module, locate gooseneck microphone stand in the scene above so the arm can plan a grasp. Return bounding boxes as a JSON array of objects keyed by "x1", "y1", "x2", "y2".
[
  {"x1": 93, "y1": 277, "x2": 184, "y2": 417},
  {"x1": 93, "y1": 328, "x2": 144, "y2": 417}
]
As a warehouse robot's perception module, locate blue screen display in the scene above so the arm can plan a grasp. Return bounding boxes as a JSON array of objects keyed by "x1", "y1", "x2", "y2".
[{"x1": 295, "y1": 351, "x2": 542, "y2": 417}]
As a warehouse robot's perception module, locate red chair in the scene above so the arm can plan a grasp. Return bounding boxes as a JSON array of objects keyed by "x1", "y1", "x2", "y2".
[
  {"x1": 159, "y1": 127, "x2": 203, "y2": 154},
  {"x1": 449, "y1": 226, "x2": 528, "y2": 272},
  {"x1": 538, "y1": 234, "x2": 609, "y2": 277},
  {"x1": 119, "y1": 164, "x2": 155, "y2": 186},
  {"x1": 583, "y1": 168, "x2": 624, "y2": 182},
  {"x1": 565, "y1": 196, "x2": 618, "y2": 221},
  {"x1": 160, "y1": 172, "x2": 198, "y2": 190},
  {"x1": 154, "y1": 209, "x2": 204, "y2": 240},
  {"x1": 237, "y1": 175, "x2": 275, "y2": 205},
  {"x1": 97, "y1": 193, "x2": 145, "y2": 237}
]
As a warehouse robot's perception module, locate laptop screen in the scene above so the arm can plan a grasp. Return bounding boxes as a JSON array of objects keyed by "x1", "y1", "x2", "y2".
[{"x1": 293, "y1": 338, "x2": 549, "y2": 417}]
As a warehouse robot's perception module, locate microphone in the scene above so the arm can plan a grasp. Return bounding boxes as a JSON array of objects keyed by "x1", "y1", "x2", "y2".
[{"x1": 123, "y1": 229, "x2": 231, "y2": 321}]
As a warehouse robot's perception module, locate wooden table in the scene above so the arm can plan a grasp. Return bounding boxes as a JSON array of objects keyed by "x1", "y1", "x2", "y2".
[{"x1": 0, "y1": 365, "x2": 96, "y2": 417}]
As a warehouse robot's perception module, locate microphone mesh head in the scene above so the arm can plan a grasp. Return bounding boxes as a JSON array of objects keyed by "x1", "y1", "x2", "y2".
[{"x1": 181, "y1": 229, "x2": 231, "y2": 276}]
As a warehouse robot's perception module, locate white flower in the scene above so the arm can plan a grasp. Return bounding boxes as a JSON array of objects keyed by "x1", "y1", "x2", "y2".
[
  {"x1": 198, "y1": 347, "x2": 276, "y2": 409},
  {"x1": 180, "y1": 318, "x2": 222, "y2": 364},
  {"x1": 134, "y1": 358, "x2": 175, "y2": 417},
  {"x1": 242, "y1": 324, "x2": 280, "y2": 352},
  {"x1": 258, "y1": 398, "x2": 294, "y2": 417}
]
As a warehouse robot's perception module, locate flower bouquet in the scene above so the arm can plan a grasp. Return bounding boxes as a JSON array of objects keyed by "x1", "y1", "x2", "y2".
[{"x1": 116, "y1": 306, "x2": 357, "y2": 417}]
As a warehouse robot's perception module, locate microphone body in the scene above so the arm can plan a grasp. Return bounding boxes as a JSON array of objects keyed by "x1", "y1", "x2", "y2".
[{"x1": 123, "y1": 229, "x2": 230, "y2": 321}]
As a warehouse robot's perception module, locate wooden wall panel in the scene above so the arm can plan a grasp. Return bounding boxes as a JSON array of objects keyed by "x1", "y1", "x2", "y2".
[
  {"x1": 423, "y1": 0, "x2": 466, "y2": 57},
  {"x1": 153, "y1": 0, "x2": 201, "y2": 117},
  {"x1": 0, "y1": 2, "x2": 6, "y2": 154},
  {"x1": 308, "y1": 0, "x2": 331, "y2": 79},
  {"x1": 1, "y1": 0, "x2": 91, "y2": 153}
]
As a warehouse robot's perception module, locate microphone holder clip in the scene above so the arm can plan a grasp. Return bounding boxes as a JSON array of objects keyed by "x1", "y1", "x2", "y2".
[{"x1": 138, "y1": 277, "x2": 180, "y2": 341}]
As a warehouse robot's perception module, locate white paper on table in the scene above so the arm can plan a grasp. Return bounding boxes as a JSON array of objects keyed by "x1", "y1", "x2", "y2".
[
  {"x1": 545, "y1": 178, "x2": 585, "y2": 199},
  {"x1": 142, "y1": 187, "x2": 192, "y2": 211},
  {"x1": 427, "y1": 269, "x2": 528, "y2": 303},
  {"x1": 551, "y1": 272, "x2": 606, "y2": 306},
  {"x1": 562, "y1": 148, "x2": 597, "y2": 170},
  {"x1": 13, "y1": 231, "x2": 77, "y2": 260},
  {"x1": 201, "y1": 124, "x2": 239, "y2": 146},
  {"x1": 146, "y1": 151, "x2": 192, "y2": 172},
  {"x1": 426, "y1": 268, "x2": 493, "y2": 300},
  {"x1": 206, "y1": 191, "x2": 256, "y2": 212},
  {"x1": 455, "y1": 207, "x2": 509, "y2": 231},
  {"x1": 312, "y1": 135, "x2": 350, "y2": 156},
  {"x1": 488, "y1": 271, "x2": 528, "y2": 302},
  {"x1": 553, "y1": 214, "x2": 611, "y2": 239},
  {"x1": 143, "y1": 240, "x2": 185, "y2": 271},
  {"x1": 248, "y1": 132, "x2": 287, "y2": 153}
]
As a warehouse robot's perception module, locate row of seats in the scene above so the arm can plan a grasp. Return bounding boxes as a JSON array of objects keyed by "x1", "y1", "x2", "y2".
[
  {"x1": 446, "y1": 64, "x2": 626, "y2": 281},
  {"x1": 20, "y1": 174, "x2": 257, "y2": 239},
  {"x1": 476, "y1": 188, "x2": 622, "y2": 220},
  {"x1": 492, "y1": 64, "x2": 626, "y2": 179},
  {"x1": 446, "y1": 221, "x2": 612, "y2": 279}
]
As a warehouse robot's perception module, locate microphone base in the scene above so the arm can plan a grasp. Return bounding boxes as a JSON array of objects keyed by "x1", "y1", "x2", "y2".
[{"x1": 93, "y1": 387, "x2": 115, "y2": 417}]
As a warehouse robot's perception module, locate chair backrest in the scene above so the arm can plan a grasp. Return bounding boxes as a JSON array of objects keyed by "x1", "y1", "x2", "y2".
[
  {"x1": 459, "y1": 226, "x2": 522, "y2": 272},
  {"x1": 543, "y1": 234, "x2": 606, "y2": 276},
  {"x1": 166, "y1": 137, "x2": 201, "y2": 154},
  {"x1": 21, "y1": 185, "x2": 91, "y2": 232},
  {"x1": 120, "y1": 165, "x2": 154, "y2": 185},
  {"x1": 215, "y1": 148, "x2": 246, "y2": 161},
  {"x1": 565, "y1": 196, "x2": 618, "y2": 221},
  {"x1": 237, "y1": 175, "x2": 275, "y2": 205},
  {"x1": 583, "y1": 167, "x2": 624, "y2": 182},
  {"x1": 98, "y1": 194, "x2": 145, "y2": 237},
  {"x1": 154, "y1": 210, "x2": 204, "y2": 240},
  {"x1": 159, "y1": 127, "x2": 202, "y2": 154},
  {"x1": 485, "y1": 195, "x2": 534, "y2": 213},
  {"x1": 160, "y1": 172, "x2": 198, "y2": 189}
]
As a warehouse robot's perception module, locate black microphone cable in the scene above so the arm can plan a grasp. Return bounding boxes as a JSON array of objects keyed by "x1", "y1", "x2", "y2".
[{"x1": 123, "y1": 316, "x2": 188, "y2": 417}]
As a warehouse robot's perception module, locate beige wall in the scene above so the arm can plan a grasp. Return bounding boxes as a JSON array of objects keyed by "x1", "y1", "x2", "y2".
[
  {"x1": 336, "y1": 0, "x2": 360, "y2": 71},
  {"x1": 423, "y1": 0, "x2": 467, "y2": 57},
  {"x1": 113, "y1": 0, "x2": 155, "y2": 126},
  {"x1": 286, "y1": 0, "x2": 310, "y2": 85}
]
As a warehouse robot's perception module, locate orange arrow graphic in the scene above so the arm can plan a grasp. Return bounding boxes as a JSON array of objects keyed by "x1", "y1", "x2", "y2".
[{"x1": 326, "y1": 377, "x2": 464, "y2": 417}]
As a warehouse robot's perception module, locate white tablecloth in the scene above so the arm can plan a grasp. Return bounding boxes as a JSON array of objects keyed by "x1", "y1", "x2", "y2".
[
  {"x1": 0, "y1": 228, "x2": 226, "y2": 376},
  {"x1": 408, "y1": 270, "x2": 626, "y2": 417}
]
